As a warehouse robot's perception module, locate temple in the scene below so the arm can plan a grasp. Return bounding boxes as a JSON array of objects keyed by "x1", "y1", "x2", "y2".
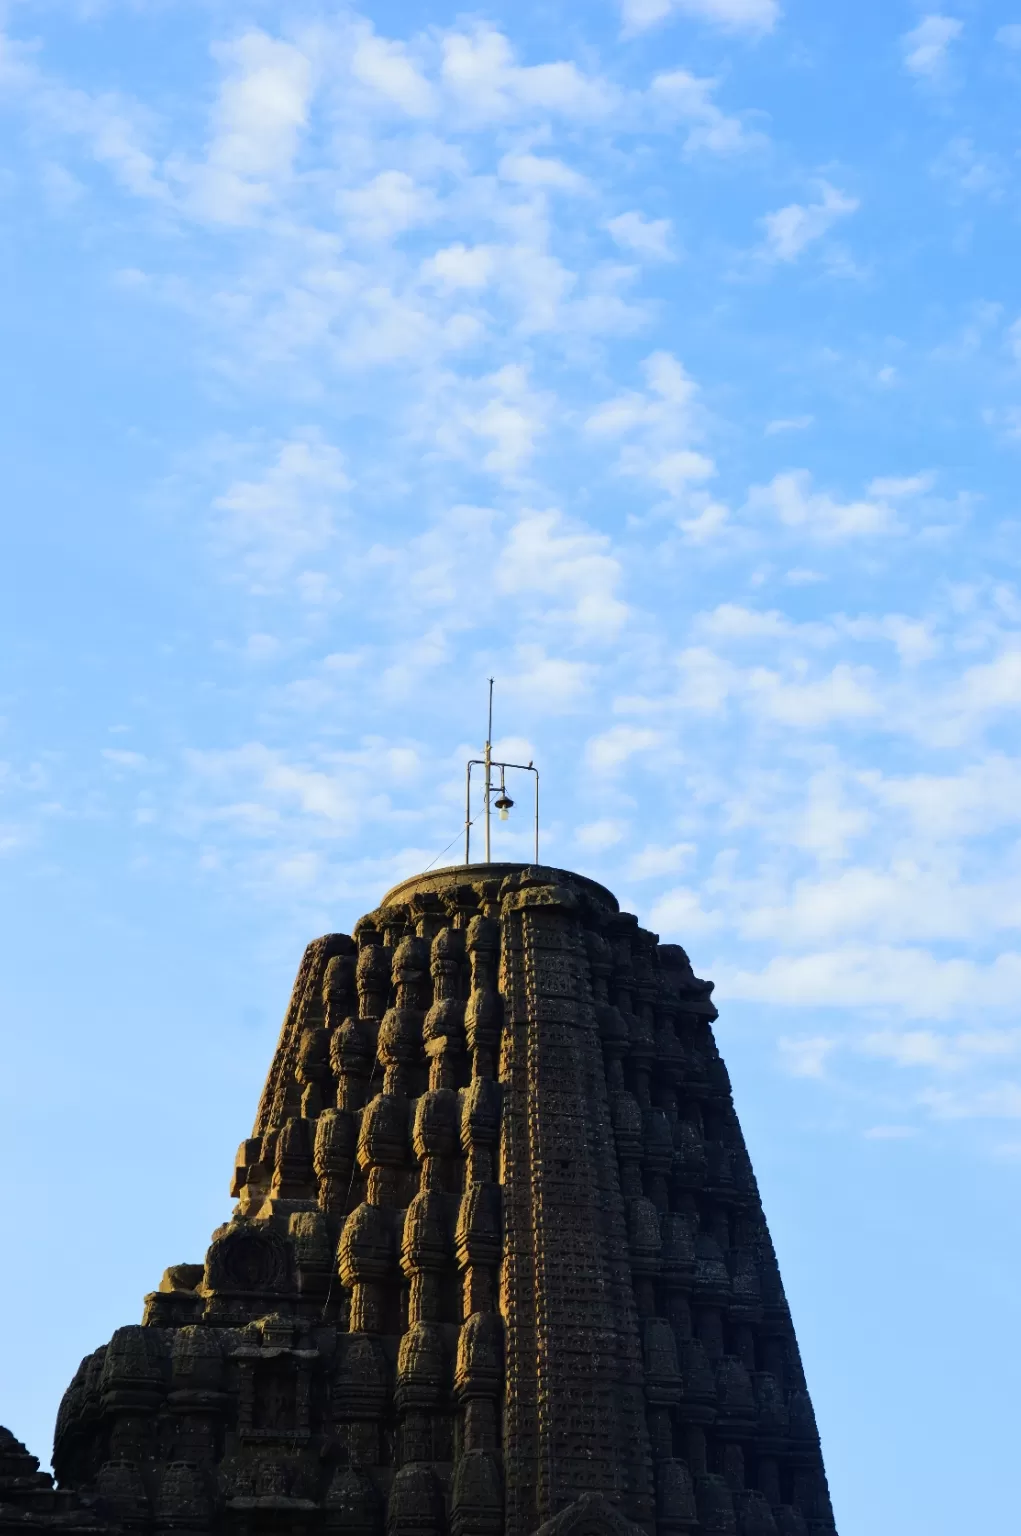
[{"x1": 1, "y1": 863, "x2": 837, "y2": 1536}]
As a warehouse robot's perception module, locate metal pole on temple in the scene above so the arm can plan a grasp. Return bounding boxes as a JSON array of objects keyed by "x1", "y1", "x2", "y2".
[{"x1": 484, "y1": 676, "x2": 494, "y2": 863}]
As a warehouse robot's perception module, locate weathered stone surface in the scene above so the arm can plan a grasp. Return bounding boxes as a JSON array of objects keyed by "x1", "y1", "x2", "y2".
[
  {"x1": 0, "y1": 1427, "x2": 112, "y2": 1535},
  {"x1": 7, "y1": 862, "x2": 837, "y2": 1536}
]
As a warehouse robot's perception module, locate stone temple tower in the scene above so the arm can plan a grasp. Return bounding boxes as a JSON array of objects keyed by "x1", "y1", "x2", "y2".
[{"x1": 1, "y1": 863, "x2": 838, "y2": 1536}]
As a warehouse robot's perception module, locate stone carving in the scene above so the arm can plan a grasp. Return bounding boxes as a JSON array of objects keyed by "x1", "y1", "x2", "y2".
[
  {"x1": 8, "y1": 861, "x2": 837, "y2": 1536},
  {"x1": 203, "y1": 1219, "x2": 290, "y2": 1296},
  {"x1": 531, "y1": 1493, "x2": 652, "y2": 1536}
]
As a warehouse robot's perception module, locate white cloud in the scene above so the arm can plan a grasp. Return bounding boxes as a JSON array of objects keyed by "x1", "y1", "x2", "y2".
[
  {"x1": 0, "y1": 28, "x2": 166, "y2": 200},
  {"x1": 862, "y1": 1028, "x2": 1021, "y2": 1073},
  {"x1": 339, "y1": 170, "x2": 438, "y2": 240},
  {"x1": 792, "y1": 766, "x2": 873, "y2": 860},
  {"x1": 765, "y1": 415, "x2": 813, "y2": 435},
  {"x1": 737, "y1": 863, "x2": 1021, "y2": 947},
  {"x1": 649, "y1": 884, "x2": 722, "y2": 934},
  {"x1": 338, "y1": 286, "x2": 472, "y2": 369},
  {"x1": 440, "y1": 25, "x2": 615, "y2": 122},
  {"x1": 673, "y1": 645, "x2": 734, "y2": 712},
  {"x1": 902, "y1": 15, "x2": 963, "y2": 80},
  {"x1": 349, "y1": 24, "x2": 435, "y2": 116},
  {"x1": 777, "y1": 1035, "x2": 837, "y2": 1078},
  {"x1": 366, "y1": 503, "x2": 498, "y2": 620},
  {"x1": 744, "y1": 470, "x2": 894, "y2": 539},
  {"x1": 494, "y1": 245, "x2": 576, "y2": 335},
  {"x1": 504, "y1": 645, "x2": 593, "y2": 710},
  {"x1": 726, "y1": 947, "x2": 1021, "y2": 1020},
  {"x1": 183, "y1": 740, "x2": 426, "y2": 857},
  {"x1": 987, "y1": 406, "x2": 1021, "y2": 441},
  {"x1": 867, "y1": 472, "x2": 935, "y2": 498},
  {"x1": 996, "y1": 24, "x2": 1021, "y2": 49},
  {"x1": 678, "y1": 498, "x2": 730, "y2": 543},
  {"x1": 651, "y1": 69, "x2": 765, "y2": 155},
  {"x1": 952, "y1": 649, "x2": 1021, "y2": 721},
  {"x1": 760, "y1": 181, "x2": 859, "y2": 262},
  {"x1": 866, "y1": 756, "x2": 1021, "y2": 839},
  {"x1": 174, "y1": 31, "x2": 313, "y2": 223},
  {"x1": 576, "y1": 819, "x2": 628, "y2": 851},
  {"x1": 586, "y1": 351, "x2": 715, "y2": 499},
  {"x1": 76, "y1": 105, "x2": 164, "y2": 199},
  {"x1": 1007, "y1": 316, "x2": 1021, "y2": 364},
  {"x1": 644, "y1": 450, "x2": 717, "y2": 493},
  {"x1": 918, "y1": 1082, "x2": 1021, "y2": 1119},
  {"x1": 185, "y1": 744, "x2": 356, "y2": 829},
  {"x1": 277, "y1": 850, "x2": 322, "y2": 885},
  {"x1": 212, "y1": 432, "x2": 349, "y2": 584},
  {"x1": 699, "y1": 602, "x2": 930, "y2": 671},
  {"x1": 587, "y1": 352, "x2": 700, "y2": 439},
  {"x1": 102, "y1": 749, "x2": 147, "y2": 769},
  {"x1": 627, "y1": 842, "x2": 696, "y2": 878},
  {"x1": 586, "y1": 724, "x2": 662, "y2": 771},
  {"x1": 621, "y1": 0, "x2": 780, "y2": 37},
  {"x1": 498, "y1": 152, "x2": 587, "y2": 192},
  {"x1": 379, "y1": 626, "x2": 452, "y2": 699},
  {"x1": 421, "y1": 243, "x2": 496, "y2": 290},
  {"x1": 209, "y1": 33, "x2": 311, "y2": 177},
  {"x1": 669, "y1": 644, "x2": 883, "y2": 729},
  {"x1": 841, "y1": 614, "x2": 937, "y2": 665},
  {"x1": 933, "y1": 137, "x2": 1007, "y2": 199},
  {"x1": 498, "y1": 509, "x2": 628, "y2": 636},
  {"x1": 695, "y1": 603, "x2": 831, "y2": 644},
  {"x1": 746, "y1": 663, "x2": 880, "y2": 727},
  {"x1": 606, "y1": 211, "x2": 675, "y2": 260},
  {"x1": 433, "y1": 364, "x2": 549, "y2": 477}
]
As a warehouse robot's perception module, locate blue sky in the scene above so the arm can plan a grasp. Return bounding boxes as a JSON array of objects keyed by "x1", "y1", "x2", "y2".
[{"x1": 2, "y1": 0, "x2": 1021, "y2": 1528}]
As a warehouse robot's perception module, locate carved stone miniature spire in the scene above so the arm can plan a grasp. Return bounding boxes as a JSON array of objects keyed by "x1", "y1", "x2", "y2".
[
  {"x1": 465, "y1": 915, "x2": 501, "y2": 1080},
  {"x1": 423, "y1": 927, "x2": 467, "y2": 1091}
]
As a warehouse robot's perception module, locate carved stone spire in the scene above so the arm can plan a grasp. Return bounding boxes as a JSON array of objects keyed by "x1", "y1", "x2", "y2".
[{"x1": 18, "y1": 862, "x2": 835, "y2": 1536}]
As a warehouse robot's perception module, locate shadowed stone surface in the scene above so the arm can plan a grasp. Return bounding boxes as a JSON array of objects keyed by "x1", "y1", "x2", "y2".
[{"x1": 4, "y1": 863, "x2": 837, "y2": 1536}]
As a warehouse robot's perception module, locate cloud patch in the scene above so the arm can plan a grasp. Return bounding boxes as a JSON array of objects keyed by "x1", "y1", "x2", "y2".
[
  {"x1": 606, "y1": 211, "x2": 675, "y2": 260},
  {"x1": 744, "y1": 470, "x2": 894, "y2": 540},
  {"x1": 759, "y1": 181, "x2": 859, "y2": 262},
  {"x1": 212, "y1": 432, "x2": 349, "y2": 585},
  {"x1": 902, "y1": 15, "x2": 963, "y2": 81},
  {"x1": 621, "y1": 0, "x2": 780, "y2": 38}
]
